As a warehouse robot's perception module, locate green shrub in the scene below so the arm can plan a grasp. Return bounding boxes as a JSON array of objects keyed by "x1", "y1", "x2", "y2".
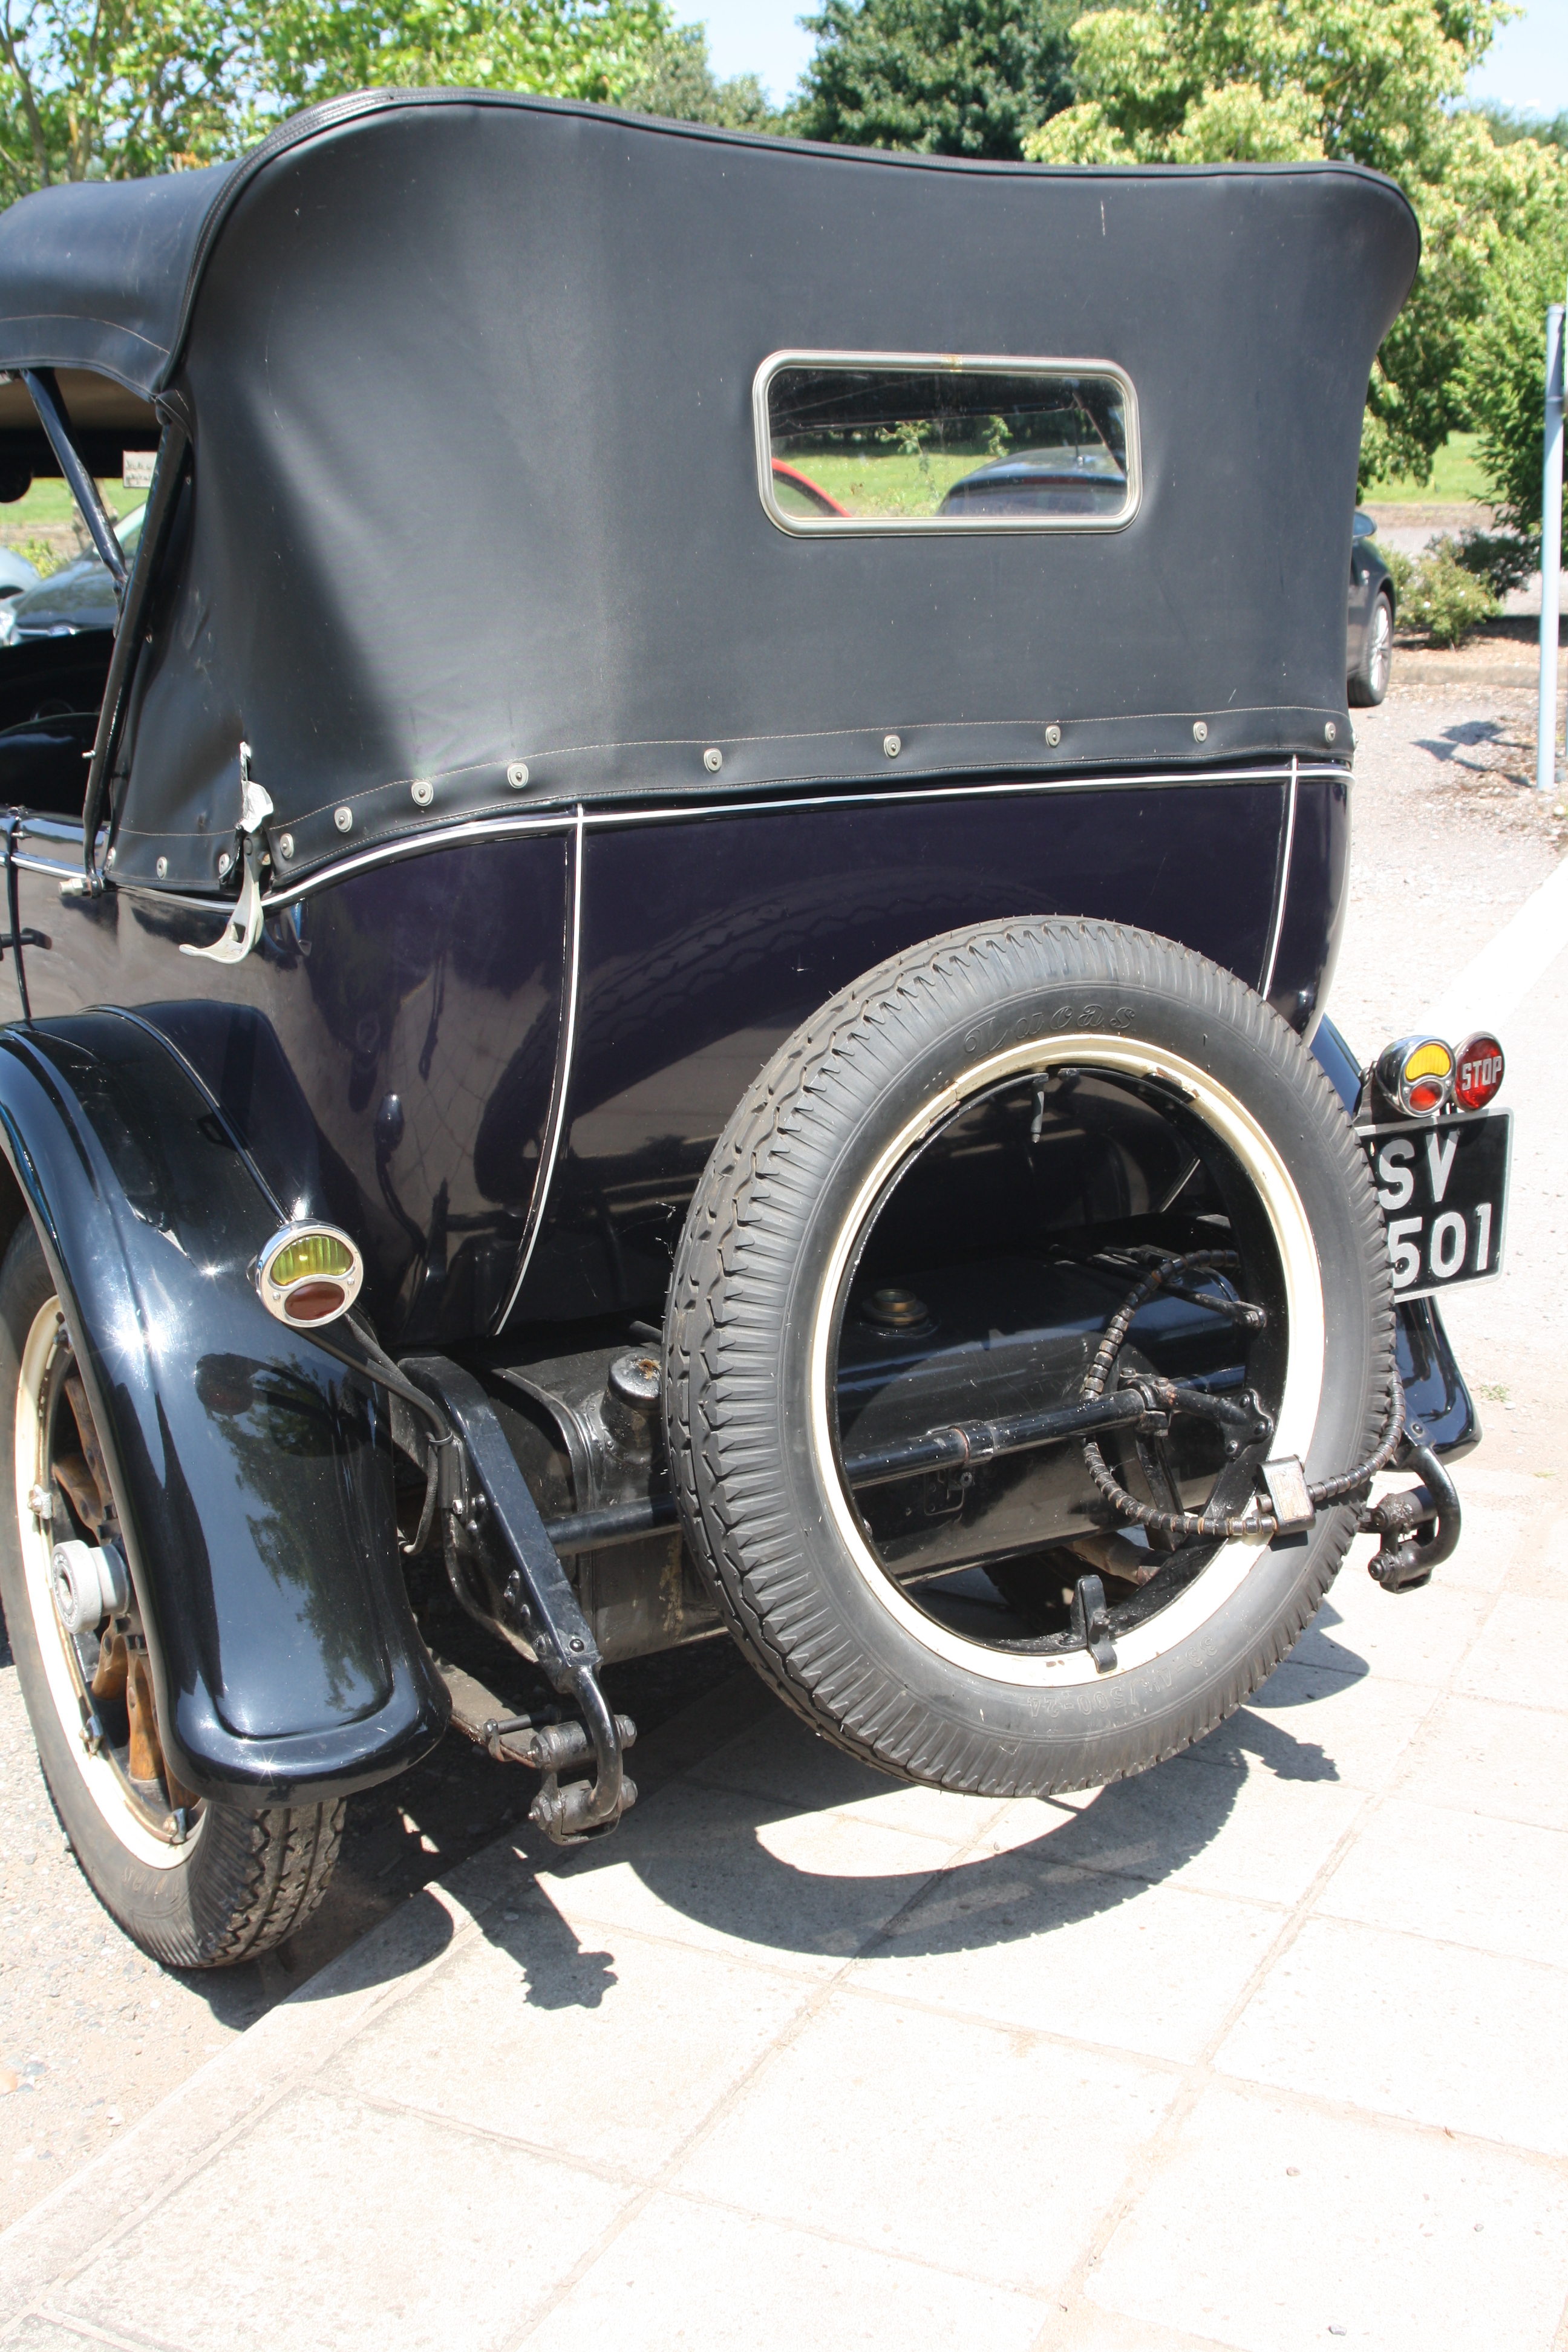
[
  {"x1": 3, "y1": 535, "x2": 62, "y2": 580},
  {"x1": 1453, "y1": 526, "x2": 1538, "y2": 599},
  {"x1": 1400, "y1": 537, "x2": 1499, "y2": 647}
]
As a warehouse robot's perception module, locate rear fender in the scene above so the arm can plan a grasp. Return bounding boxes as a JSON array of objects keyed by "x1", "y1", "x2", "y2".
[{"x1": 0, "y1": 1010, "x2": 448, "y2": 1802}]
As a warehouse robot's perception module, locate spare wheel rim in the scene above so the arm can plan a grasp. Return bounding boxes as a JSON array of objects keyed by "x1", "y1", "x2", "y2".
[{"x1": 808, "y1": 1032, "x2": 1325, "y2": 1688}]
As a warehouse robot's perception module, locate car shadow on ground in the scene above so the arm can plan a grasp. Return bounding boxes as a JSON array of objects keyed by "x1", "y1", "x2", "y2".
[
  {"x1": 1, "y1": 1573, "x2": 1373, "y2": 2034},
  {"x1": 290, "y1": 1604, "x2": 1373, "y2": 2017}
]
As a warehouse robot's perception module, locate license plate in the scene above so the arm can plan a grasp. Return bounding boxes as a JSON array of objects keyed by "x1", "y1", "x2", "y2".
[{"x1": 1357, "y1": 1111, "x2": 1511, "y2": 1299}]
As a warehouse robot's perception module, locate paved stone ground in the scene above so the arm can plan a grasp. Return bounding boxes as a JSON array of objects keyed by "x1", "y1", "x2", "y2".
[{"x1": 1, "y1": 680, "x2": 1566, "y2": 2347}]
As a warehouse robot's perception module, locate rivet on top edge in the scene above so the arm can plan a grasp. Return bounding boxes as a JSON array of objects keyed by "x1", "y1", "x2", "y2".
[
  {"x1": 1192, "y1": 720, "x2": 1208, "y2": 743},
  {"x1": 411, "y1": 780, "x2": 434, "y2": 807},
  {"x1": 334, "y1": 806, "x2": 353, "y2": 834},
  {"x1": 703, "y1": 748, "x2": 723, "y2": 773},
  {"x1": 278, "y1": 832, "x2": 294, "y2": 860},
  {"x1": 1045, "y1": 724, "x2": 1061, "y2": 748},
  {"x1": 1325, "y1": 721, "x2": 1338, "y2": 743},
  {"x1": 155, "y1": 856, "x2": 168, "y2": 878},
  {"x1": 507, "y1": 762, "x2": 529, "y2": 788}
]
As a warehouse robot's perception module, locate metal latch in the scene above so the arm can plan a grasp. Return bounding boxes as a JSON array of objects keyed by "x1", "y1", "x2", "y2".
[{"x1": 181, "y1": 742, "x2": 273, "y2": 965}]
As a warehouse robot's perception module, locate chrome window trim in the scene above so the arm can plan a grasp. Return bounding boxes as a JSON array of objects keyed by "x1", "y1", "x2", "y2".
[{"x1": 752, "y1": 348, "x2": 1142, "y2": 538}]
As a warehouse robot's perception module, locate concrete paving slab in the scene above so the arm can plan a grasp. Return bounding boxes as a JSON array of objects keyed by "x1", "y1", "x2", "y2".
[
  {"x1": 326, "y1": 1913, "x2": 812, "y2": 2177},
  {"x1": 1284, "y1": 1575, "x2": 1491, "y2": 1689},
  {"x1": 8, "y1": 2320, "x2": 163, "y2": 2352},
  {"x1": 54, "y1": 2082, "x2": 633, "y2": 2352},
  {"x1": 1215, "y1": 1915, "x2": 1568, "y2": 2154},
  {"x1": 531, "y1": 1767, "x2": 967, "y2": 1976},
  {"x1": 1040, "y1": 1748, "x2": 1367, "y2": 1909},
  {"x1": 671, "y1": 1985, "x2": 1178, "y2": 2293},
  {"x1": 1202, "y1": 1657, "x2": 1436, "y2": 1792},
  {"x1": 1087, "y1": 2083, "x2": 1568, "y2": 2352},
  {"x1": 853, "y1": 1858, "x2": 1283, "y2": 2062},
  {"x1": 684, "y1": 1709, "x2": 1011, "y2": 1847},
  {"x1": 1396, "y1": 1691, "x2": 1568, "y2": 1831},
  {"x1": 520, "y1": 2190, "x2": 1050, "y2": 2352},
  {"x1": 1316, "y1": 1796, "x2": 1568, "y2": 1961},
  {"x1": 1412, "y1": 1498, "x2": 1524, "y2": 1595},
  {"x1": 1456, "y1": 1592, "x2": 1568, "y2": 1712}
]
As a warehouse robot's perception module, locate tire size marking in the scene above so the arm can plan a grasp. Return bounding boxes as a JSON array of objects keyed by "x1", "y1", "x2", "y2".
[{"x1": 1359, "y1": 1110, "x2": 1511, "y2": 1299}]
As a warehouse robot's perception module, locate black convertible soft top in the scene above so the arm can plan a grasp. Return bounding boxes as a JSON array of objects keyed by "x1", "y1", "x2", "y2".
[{"x1": 0, "y1": 93, "x2": 1419, "y2": 888}]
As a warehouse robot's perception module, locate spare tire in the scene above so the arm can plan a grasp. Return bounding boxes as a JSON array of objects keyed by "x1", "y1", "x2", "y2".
[{"x1": 665, "y1": 919, "x2": 1393, "y2": 1797}]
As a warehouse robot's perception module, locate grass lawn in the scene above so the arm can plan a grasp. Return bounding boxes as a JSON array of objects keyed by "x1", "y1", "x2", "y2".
[
  {"x1": 1361, "y1": 430, "x2": 1492, "y2": 506},
  {"x1": 0, "y1": 476, "x2": 138, "y2": 528}
]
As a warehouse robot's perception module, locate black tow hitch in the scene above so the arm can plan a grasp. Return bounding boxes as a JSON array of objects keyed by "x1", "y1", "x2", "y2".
[
  {"x1": 402, "y1": 1356, "x2": 638, "y2": 1844},
  {"x1": 1359, "y1": 1439, "x2": 1462, "y2": 1593}
]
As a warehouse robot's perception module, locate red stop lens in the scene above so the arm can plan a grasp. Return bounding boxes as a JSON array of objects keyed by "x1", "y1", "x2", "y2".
[
  {"x1": 1406, "y1": 1080, "x2": 1444, "y2": 1112},
  {"x1": 1454, "y1": 1034, "x2": 1504, "y2": 1111},
  {"x1": 283, "y1": 1279, "x2": 347, "y2": 1322}
]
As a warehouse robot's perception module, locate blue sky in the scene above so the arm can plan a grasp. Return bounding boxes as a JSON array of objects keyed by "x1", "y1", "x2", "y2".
[{"x1": 693, "y1": 0, "x2": 1568, "y2": 116}]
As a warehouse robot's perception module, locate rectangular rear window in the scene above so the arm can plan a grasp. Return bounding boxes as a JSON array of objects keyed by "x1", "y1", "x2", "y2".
[{"x1": 754, "y1": 351, "x2": 1139, "y2": 535}]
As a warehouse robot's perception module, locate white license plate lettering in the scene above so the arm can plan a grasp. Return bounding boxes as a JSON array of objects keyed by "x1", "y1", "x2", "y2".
[{"x1": 1359, "y1": 1111, "x2": 1510, "y2": 1300}]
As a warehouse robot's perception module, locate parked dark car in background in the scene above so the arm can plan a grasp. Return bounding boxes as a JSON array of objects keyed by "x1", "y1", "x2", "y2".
[
  {"x1": 0, "y1": 98, "x2": 1498, "y2": 1973},
  {"x1": 1348, "y1": 508, "x2": 1395, "y2": 704},
  {"x1": 0, "y1": 506, "x2": 140, "y2": 644}
]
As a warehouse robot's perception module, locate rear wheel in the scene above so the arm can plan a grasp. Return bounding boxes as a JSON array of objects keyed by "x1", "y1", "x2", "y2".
[
  {"x1": 1349, "y1": 589, "x2": 1393, "y2": 706},
  {"x1": 667, "y1": 920, "x2": 1393, "y2": 1797},
  {"x1": 0, "y1": 1217, "x2": 343, "y2": 1967}
]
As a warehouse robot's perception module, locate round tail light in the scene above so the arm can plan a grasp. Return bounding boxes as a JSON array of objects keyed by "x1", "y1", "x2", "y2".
[
  {"x1": 1376, "y1": 1036, "x2": 1454, "y2": 1119},
  {"x1": 1453, "y1": 1033, "x2": 1504, "y2": 1111},
  {"x1": 256, "y1": 1224, "x2": 363, "y2": 1328}
]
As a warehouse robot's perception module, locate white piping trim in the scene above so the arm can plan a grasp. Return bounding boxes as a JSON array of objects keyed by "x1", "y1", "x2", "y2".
[
  {"x1": 22, "y1": 761, "x2": 1348, "y2": 904},
  {"x1": 1259, "y1": 754, "x2": 1298, "y2": 1002},
  {"x1": 495, "y1": 806, "x2": 585, "y2": 1330}
]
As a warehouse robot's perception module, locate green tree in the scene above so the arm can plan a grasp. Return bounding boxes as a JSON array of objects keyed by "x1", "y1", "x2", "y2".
[
  {"x1": 1459, "y1": 193, "x2": 1568, "y2": 537},
  {"x1": 1026, "y1": 0, "x2": 1568, "y2": 493},
  {"x1": 796, "y1": 0, "x2": 1076, "y2": 162},
  {"x1": 0, "y1": 1, "x2": 676, "y2": 203},
  {"x1": 620, "y1": 21, "x2": 776, "y2": 129},
  {"x1": 0, "y1": 0, "x2": 250, "y2": 197},
  {"x1": 1470, "y1": 102, "x2": 1568, "y2": 155},
  {"x1": 255, "y1": 0, "x2": 670, "y2": 116}
]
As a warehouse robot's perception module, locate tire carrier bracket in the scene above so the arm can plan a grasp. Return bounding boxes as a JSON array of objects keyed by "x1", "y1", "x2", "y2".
[{"x1": 402, "y1": 1357, "x2": 636, "y2": 1843}]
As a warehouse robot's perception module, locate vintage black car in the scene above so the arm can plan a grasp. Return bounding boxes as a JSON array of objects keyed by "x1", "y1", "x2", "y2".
[{"x1": 0, "y1": 94, "x2": 1506, "y2": 1968}]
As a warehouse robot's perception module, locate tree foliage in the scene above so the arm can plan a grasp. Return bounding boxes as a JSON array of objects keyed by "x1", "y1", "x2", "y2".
[
  {"x1": 0, "y1": 0, "x2": 248, "y2": 197},
  {"x1": 0, "y1": 0, "x2": 673, "y2": 200},
  {"x1": 1459, "y1": 187, "x2": 1568, "y2": 537},
  {"x1": 795, "y1": 0, "x2": 1076, "y2": 162},
  {"x1": 255, "y1": 0, "x2": 668, "y2": 118},
  {"x1": 619, "y1": 21, "x2": 776, "y2": 130},
  {"x1": 1025, "y1": 0, "x2": 1568, "y2": 495}
]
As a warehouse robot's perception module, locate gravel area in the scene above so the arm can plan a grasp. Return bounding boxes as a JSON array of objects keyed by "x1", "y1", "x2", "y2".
[
  {"x1": 2, "y1": 673, "x2": 1564, "y2": 2233},
  {"x1": 1333, "y1": 680, "x2": 1564, "y2": 1058}
]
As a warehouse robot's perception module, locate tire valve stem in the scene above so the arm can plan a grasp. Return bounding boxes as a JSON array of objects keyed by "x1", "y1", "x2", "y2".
[{"x1": 76, "y1": 1695, "x2": 103, "y2": 1754}]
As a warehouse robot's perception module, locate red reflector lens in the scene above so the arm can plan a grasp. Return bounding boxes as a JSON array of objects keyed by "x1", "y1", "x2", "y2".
[
  {"x1": 1454, "y1": 1034, "x2": 1504, "y2": 1111},
  {"x1": 283, "y1": 1279, "x2": 347, "y2": 1323}
]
